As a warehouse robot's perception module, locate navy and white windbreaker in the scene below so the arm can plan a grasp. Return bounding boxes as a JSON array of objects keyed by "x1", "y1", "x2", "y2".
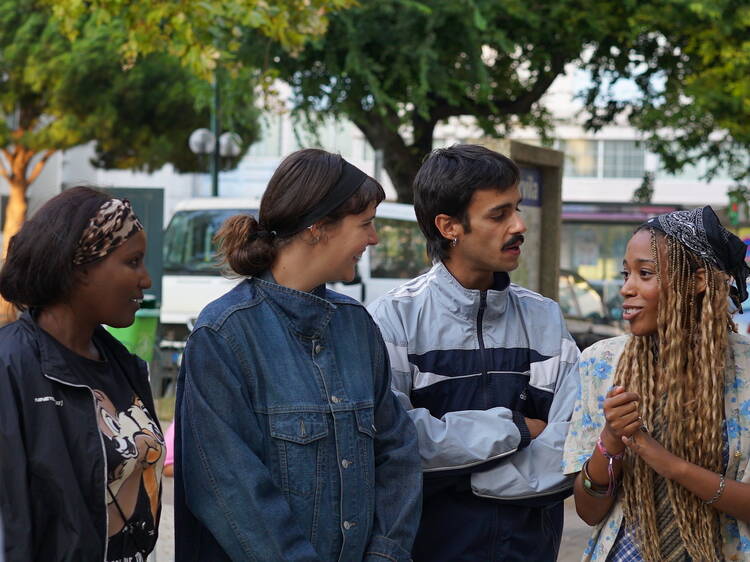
[{"x1": 368, "y1": 262, "x2": 580, "y2": 561}]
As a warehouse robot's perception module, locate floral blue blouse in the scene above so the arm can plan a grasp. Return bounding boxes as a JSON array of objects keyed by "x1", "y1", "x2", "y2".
[{"x1": 563, "y1": 334, "x2": 750, "y2": 561}]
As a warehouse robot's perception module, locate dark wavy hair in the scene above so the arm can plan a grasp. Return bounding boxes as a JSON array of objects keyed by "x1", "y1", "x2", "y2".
[
  {"x1": 413, "y1": 144, "x2": 520, "y2": 261},
  {"x1": 215, "y1": 149, "x2": 385, "y2": 277},
  {"x1": 0, "y1": 186, "x2": 112, "y2": 310}
]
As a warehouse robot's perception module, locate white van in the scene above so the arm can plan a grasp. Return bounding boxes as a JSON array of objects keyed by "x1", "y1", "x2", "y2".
[{"x1": 154, "y1": 198, "x2": 431, "y2": 394}]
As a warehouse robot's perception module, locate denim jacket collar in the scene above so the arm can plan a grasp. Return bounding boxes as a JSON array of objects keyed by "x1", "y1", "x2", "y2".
[{"x1": 253, "y1": 274, "x2": 336, "y2": 339}]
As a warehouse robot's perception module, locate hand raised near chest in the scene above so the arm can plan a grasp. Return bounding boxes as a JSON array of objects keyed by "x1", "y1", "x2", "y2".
[{"x1": 601, "y1": 386, "x2": 641, "y2": 454}]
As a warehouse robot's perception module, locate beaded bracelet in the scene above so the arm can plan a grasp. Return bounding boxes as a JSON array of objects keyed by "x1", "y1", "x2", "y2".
[{"x1": 596, "y1": 436, "x2": 624, "y2": 497}]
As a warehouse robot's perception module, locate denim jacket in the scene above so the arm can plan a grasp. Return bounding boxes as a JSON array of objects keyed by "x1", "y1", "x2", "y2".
[{"x1": 175, "y1": 277, "x2": 422, "y2": 562}]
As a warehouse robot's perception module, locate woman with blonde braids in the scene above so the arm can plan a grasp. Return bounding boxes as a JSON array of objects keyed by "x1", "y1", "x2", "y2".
[{"x1": 564, "y1": 206, "x2": 750, "y2": 561}]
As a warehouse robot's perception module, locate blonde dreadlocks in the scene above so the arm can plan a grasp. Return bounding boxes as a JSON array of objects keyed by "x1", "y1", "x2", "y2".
[{"x1": 616, "y1": 228, "x2": 734, "y2": 561}]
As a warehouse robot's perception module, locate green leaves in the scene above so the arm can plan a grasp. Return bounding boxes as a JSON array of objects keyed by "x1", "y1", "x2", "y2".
[
  {"x1": 0, "y1": 0, "x2": 260, "y2": 174},
  {"x1": 587, "y1": 0, "x2": 750, "y2": 184},
  {"x1": 238, "y1": 0, "x2": 642, "y2": 199},
  {"x1": 44, "y1": 0, "x2": 355, "y2": 79}
]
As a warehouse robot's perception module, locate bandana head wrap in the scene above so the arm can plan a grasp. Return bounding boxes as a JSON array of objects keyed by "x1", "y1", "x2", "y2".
[
  {"x1": 72, "y1": 199, "x2": 144, "y2": 266},
  {"x1": 643, "y1": 206, "x2": 750, "y2": 310}
]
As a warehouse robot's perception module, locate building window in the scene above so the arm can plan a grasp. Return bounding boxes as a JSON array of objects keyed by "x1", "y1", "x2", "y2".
[
  {"x1": 603, "y1": 140, "x2": 645, "y2": 178},
  {"x1": 559, "y1": 140, "x2": 598, "y2": 178}
]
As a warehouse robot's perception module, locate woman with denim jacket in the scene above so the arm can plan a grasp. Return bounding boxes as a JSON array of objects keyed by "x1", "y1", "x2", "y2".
[{"x1": 175, "y1": 148, "x2": 422, "y2": 561}]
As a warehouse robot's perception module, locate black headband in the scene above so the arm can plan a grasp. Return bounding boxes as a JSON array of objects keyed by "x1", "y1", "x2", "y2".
[
  {"x1": 643, "y1": 206, "x2": 750, "y2": 310},
  {"x1": 275, "y1": 159, "x2": 369, "y2": 238}
]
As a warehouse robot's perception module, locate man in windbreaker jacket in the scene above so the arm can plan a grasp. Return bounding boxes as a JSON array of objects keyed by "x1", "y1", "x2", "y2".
[{"x1": 368, "y1": 145, "x2": 580, "y2": 561}]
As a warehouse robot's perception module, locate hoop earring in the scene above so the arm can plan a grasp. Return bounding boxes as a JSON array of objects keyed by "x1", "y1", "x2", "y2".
[{"x1": 450, "y1": 238, "x2": 458, "y2": 248}]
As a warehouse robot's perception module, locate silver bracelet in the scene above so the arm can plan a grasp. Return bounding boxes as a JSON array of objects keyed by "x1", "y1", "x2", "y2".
[{"x1": 703, "y1": 474, "x2": 726, "y2": 505}]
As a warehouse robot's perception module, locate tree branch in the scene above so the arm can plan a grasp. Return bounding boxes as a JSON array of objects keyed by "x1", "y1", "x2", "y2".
[
  {"x1": 431, "y1": 53, "x2": 568, "y2": 122},
  {"x1": 0, "y1": 149, "x2": 11, "y2": 182},
  {"x1": 26, "y1": 149, "x2": 56, "y2": 185}
]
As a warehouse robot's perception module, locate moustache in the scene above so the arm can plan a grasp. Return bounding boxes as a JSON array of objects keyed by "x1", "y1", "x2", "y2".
[{"x1": 502, "y1": 234, "x2": 525, "y2": 250}]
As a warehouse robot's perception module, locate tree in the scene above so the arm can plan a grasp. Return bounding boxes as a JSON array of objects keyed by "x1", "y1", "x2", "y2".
[
  {"x1": 0, "y1": 1, "x2": 259, "y2": 322},
  {"x1": 583, "y1": 0, "x2": 750, "y2": 186},
  {"x1": 238, "y1": 0, "x2": 653, "y2": 202},
  {"x1": 632, "y1": 172, "x2": 655, "y2": 203},
  {"x1": 45, "y1": 0, "x2": 354, "y2": 79}
]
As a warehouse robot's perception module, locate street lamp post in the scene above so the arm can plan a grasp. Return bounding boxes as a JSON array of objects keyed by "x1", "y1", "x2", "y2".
[
  {"x1": 189, "y1": 72, "x2": 242, "y2": 197},
  {"x1": 210, "y1": 76, "x2": 220, "y2": 196}
]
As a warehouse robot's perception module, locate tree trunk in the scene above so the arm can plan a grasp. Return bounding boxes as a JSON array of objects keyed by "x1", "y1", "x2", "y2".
[
  {"x1": 0, "y1": 177, "x2": 29, "y2": 326},
  {"x1": 352, "y1": 109, "x2": 438, "y2": 204},
  {"x1": 0, "y1": 142, "x2": 54, "y2": 325},
  {"x1": 2, "y1": 179, "x2": 28, "y2": 258},
  {"x1": 380, "y1": 146, "x2": 424, "y2": 204}
]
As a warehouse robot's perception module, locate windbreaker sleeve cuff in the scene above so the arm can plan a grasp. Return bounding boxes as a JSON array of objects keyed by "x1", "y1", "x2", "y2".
[{"x1": 512, "y1": 410, "x2": 532, "y2": 449}]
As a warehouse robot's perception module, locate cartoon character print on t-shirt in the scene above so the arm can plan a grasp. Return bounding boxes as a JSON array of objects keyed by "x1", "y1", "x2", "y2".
[{"x1": 93, "y1": 389, "x2": 164, "y2": 537}]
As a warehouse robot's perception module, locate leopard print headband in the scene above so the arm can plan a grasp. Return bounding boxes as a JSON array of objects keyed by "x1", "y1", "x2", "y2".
[{"x1": 72, "y1": 199, "x2": 143, "y2": 266}]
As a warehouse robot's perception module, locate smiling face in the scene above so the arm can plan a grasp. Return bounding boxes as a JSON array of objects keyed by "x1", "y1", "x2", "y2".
[
  {"x1": 620, "y1": 229, "x2": 661, "y2": 336},
  {"x1": 318, "y1": 202, "x2": 379, "y2": 283},
  {"x1": 76, "y1": 231, "x2": 152, "y2": 328}
]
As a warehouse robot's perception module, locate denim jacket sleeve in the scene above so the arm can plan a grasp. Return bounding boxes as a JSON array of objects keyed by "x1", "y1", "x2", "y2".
[
  {"x1": 364, "y1": 328, "x2": 423, "y2": 562},
  {"x1": 178, "y1": 325, "x2": 321, "y2": 561},
  {"x1": 470, "y1": 322, "x2": 581, "y2": 501}
]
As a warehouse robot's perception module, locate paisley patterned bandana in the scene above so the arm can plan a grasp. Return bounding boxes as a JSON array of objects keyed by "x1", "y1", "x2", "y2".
[
  {"x1": 643, "y1": 206, "x2": 750, "y2": 309},
  {"x1": 72, "y1": 199, "x2": 143, "y2": 266}
]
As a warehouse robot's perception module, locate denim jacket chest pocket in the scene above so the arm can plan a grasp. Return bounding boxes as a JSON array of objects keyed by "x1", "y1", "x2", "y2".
[{"x1": 269, "y1": 411, "x2": 329, "y2": 497}]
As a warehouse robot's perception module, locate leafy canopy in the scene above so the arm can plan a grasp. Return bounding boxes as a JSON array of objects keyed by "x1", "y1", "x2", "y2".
[
  {"x1": 0, "y1": 0, "x2": 259, "y2": 174},
  {"x1": 239, "y1": 0, "x2": 658, "y2": 201},
  {"x1": 44, "y1": 0, "x2": 354, "y2": 79},
  {"x1": 584, "y1": 0, "x2": 750, "y2": 184}
]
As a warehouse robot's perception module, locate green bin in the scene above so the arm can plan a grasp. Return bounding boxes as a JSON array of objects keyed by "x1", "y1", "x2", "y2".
[{"x1": 106, "y1": 296, "x2": 159, "y2": 361}]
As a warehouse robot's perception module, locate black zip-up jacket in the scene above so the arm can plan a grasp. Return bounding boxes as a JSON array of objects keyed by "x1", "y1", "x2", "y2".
[{"x1": 0, "y1": 312, "x2": 160, "y2": 562}]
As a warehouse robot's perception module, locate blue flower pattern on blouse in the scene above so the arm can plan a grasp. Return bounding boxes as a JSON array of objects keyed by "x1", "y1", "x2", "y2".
[
  {"x1": 563, "y1": 334, "x2": 750, "y2": 561},
  {"x1": 592, "y1": 360, "x2": 613, "y2": 380}
]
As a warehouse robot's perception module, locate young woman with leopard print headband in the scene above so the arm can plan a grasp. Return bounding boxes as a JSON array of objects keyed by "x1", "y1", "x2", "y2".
[{"x1": 0, "y1": 186, "x2": 165, "y2": 562}]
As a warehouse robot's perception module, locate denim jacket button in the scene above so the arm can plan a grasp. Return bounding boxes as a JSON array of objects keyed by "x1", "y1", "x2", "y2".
[
  {"x1": 341, "y1": 459, "x2": 351, "y2": 468},
  {"x1": 330, "y1": 395, "x2": 341, "y2": 404},
  {"x1": 314, "y1": 343, "x2": 323, "y2": 354},
  {"x1": 343, "y1": 520, "x2": 355, "y2": 530}
]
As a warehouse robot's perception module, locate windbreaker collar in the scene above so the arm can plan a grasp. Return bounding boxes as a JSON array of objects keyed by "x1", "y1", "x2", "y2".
[
  {"x1": 433, "y1": 261, "x2": 511, "y2": 320},
  {"x1": 18, "y1": 311, "x2": 148, "y2": 394}
]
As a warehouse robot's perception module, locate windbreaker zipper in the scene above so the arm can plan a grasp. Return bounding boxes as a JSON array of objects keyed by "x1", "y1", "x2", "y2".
[
  {"x1": 44, "y1": 374, "x2": 109, "y2": 562},
  {"x1": 477, "y1": 291, "x2": 489, "y2": 409}
]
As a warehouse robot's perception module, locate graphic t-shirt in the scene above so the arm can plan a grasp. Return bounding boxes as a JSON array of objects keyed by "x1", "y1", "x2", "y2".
[{"x1": 46, "y1": 333, "x2": 165, "y2": 562}]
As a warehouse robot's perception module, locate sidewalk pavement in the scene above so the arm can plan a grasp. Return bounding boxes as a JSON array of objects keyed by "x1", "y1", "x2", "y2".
[{"x1": 156, "y1": 478, "x2": 590, "y2": 562}]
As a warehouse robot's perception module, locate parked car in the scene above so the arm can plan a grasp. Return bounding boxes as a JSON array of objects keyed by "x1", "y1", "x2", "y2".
[{"x1": 559, "y1": 269, "x2": 625, "y2": 350}]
